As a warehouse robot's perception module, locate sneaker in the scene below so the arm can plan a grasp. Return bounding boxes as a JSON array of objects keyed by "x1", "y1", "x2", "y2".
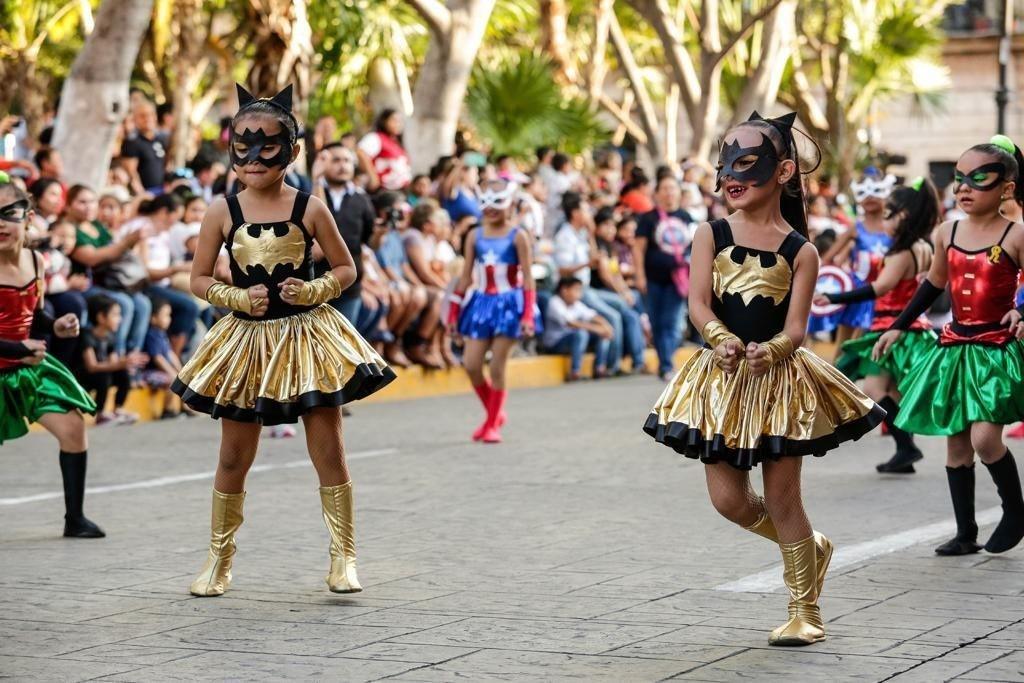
[
  {"x1": 269, "y1": 424, "x2": 297, "y2": 438},
  {"x1": 113, "y1": 409, "x2": 138, "y2": 426},
  {"x1": 95, "y1": 412, "x2": 116, "y2": 426}
]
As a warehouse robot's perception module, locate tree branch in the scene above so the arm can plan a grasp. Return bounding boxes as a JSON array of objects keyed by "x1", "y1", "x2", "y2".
[
  {"x1": 405, "y1": 0, "x2": 451, "y2": 37},
  {"x1": 598, "y1": 93, "x2": 648, "y2": 144},
  {"x1": 627, "y1": 0, "x2": 700, "y2": 119},
  {"x1": 609, "y1": 10, "x2": 662, "y2": 158},
  {"x1": 714, "y1": 0, "x2": 786, "y2": 67}
]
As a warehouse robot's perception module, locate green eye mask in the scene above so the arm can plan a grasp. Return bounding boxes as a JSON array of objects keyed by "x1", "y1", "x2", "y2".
[{"x1": 953, "y1": 162, "x2": 1006, "y2": 192}]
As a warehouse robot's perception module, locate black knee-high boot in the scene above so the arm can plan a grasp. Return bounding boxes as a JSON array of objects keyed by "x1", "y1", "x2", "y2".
[
  {"x1": 935, "y1": 465, "x2": 981, "y2": 556},
  {"x1": 875, "y1": 397, "x2": 922, "y2": 474},
  {"x1": 59, "y1": 451, "x2": 105, "y2": 538},
  {"x1": 983, "y1": 450, "x2": 1024, "y2": 553}
]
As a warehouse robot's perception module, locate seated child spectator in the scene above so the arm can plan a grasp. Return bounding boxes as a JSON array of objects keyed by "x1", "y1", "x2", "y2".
[
  {"x1": 41, "y1": 218, "x2": 91, "y2": 366},
  {"x1": 543, "y1": 277, "x2": 613, "y2": 381},
  {"x1": 75, "y1": 295, "x2": 148, "y2": 425},
  {"x1": 142, "y1": 298, "x2": 189, "y2": 418}
]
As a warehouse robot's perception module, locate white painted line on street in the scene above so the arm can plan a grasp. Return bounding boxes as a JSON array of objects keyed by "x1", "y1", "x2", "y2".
[
  {"x1": 0, "y1": 448, "x2": 399, "y2": 507},
  {"x1": 714, "y1": 506, "x2": 1004, "y2": 593}
]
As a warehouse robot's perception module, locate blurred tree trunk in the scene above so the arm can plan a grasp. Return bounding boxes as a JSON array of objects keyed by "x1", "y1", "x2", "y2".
[
  {"x1": 52, "y1": 0, "x2": 154, "y2": 190},
  {"x1": 540, "y1": 0, "x2": 575, "y2": 82},
  {"x1": 245, "y1": 0, "x2": 314, "y2": 122},
  {"x1": 404, "y1": 0, "x2": 496, "y2": 173}
]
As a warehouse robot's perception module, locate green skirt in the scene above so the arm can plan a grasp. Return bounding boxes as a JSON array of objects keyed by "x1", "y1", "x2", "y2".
[
  {"x1": 895, "y1": 339, "x2": 1024, "y2": 435},
  {"x1": 0, "y1": 355, "x2": 96, "y2": 444},
  {"x1": 836, "y1": 329, "x2": 937, "y2": 383}
]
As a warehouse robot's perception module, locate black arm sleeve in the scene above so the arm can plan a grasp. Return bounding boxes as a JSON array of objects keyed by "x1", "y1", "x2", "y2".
[
  {"x1": 889, "y1": 280, "x2": 944, "y2": 331},
  {"x1": 0, "y1": 339, "x2": 31, "y2": 359},
  {"x1": 826, "y1": 284, "x2": 877, "y2": 305},
  {"x1": 29, "y1": 309, "x2": 56, "y2": 337}
]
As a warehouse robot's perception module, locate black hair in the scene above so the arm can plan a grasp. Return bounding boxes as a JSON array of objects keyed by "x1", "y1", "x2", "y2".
[
  {"x1": 137, "y1": 193, "x2": 182, "y2": 216},
  {"x1": 34, "y1": 148, "x2": 56, "y2": 169},
  {"x1": 232, "y1": 100, "x2": 298, "y2": 144},
  {"x1": 885, "y1": 179, "x2": 940, "y2": 256},
  {"x1": 156, "y1": 102, "x2": 174, "y2": 120},
  {"x1": 88, "y1": 294, "x2": 119, "y2": 322},
  {"x1": 28, "y1": 177, "x2": 61, "y2": 204},
  {"x1": 561, "y1": 191, "x2": 583, "y2": 220},
  {"x1": 616, "y1": 215, "x2": 637, "y2": 231},
  {"x1": 374, "y1": 108, "x2": 399, "y2": 134},
  {"x1": 594, "y1": 206, "x2": 616, "y2": 225},
  {"x1": 184, "y1": 194, "x2": 207, "y2": 211},
  {"x1": 621, "y1": 167, "x2": 650, "y2": 194},
  {"x1": 150, "y1": 297, "x2": 171, "y2": 315},
  {"x1": 536, "y1": 146, "x2": 552, "y2": 161},
  {"x1": 321, "y1": 141, "x2": 347, "y2": 152},
  {"x1": 551, "y1": 153, "x2": 571, "y2": 172},
  {"x1": 967, "y1": 140, "x2": 1024, "y2": 206},
  {"x1": 556, "y1": 276, "x2": 583, "y2": 293},
  {"x1": 38, "y1": 126, "x2": 53, "y2": 147},
  {"x1": 655, "y1": 165, "x2": 675, "y2": 181},
  {"x1": 188, "y1": 155, "x2": 215, "y2": 175},
  {"x1": 372, "y1": 190, "x2": 403, "y2": 214},
  {"x1": 495, "y1": 154, "x2": 511, "y2": 165},
  {"x1": 729, "y1": 116, "x2": 819, "y2": 238},
  {"x1": 0, "y1": 172, "x2": 29, "y2": 205},
  {"x1": 65, "y1": 184, "x2": 95, "y2": 209}
]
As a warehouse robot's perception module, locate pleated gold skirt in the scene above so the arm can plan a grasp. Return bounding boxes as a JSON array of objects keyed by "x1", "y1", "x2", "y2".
[
  {"x1": 643, "y1": 347, "x2": 884, "y2": 469},
  {"x1": 172, "y1": 305, "x2": 396, "y2": 425}
]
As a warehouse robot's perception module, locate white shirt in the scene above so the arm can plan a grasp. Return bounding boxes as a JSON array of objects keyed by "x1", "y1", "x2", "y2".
[
  {"x1": 543, "y1": 295, "x2": 597, "y2": 348},
  {"x1": 324, "y1": 180, "x2": 359, "y2": 213},
  {"x1": 554, "y1": 222, "x2": 592, "y2": 286}
]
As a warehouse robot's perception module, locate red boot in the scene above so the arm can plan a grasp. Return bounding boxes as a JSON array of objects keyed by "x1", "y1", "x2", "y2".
[
  {"x1": 481, "y1": 389, "x2": 508, "y2": 443},
  {"x1": 472, "y1": 382, "x2": 492, "y2": 441}
]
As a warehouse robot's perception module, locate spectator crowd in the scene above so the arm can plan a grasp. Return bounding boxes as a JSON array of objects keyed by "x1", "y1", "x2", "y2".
[{"x1": 2, "y1": 91, "x2": 944, "y2": 430}]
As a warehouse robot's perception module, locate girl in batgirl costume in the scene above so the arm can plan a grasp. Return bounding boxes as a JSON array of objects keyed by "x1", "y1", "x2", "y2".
[
  {"x1": 643, "y1": 112, "x2": 884, "y2": 646},
  {"x1": 820, "y1": 178, "x2": 940, "y2": 475},
  {"x1": 173, "y1": 85, "x2": 395, "y2": 597},
  {"x1": 447, "y1": 178, "x2": 541, "y2": 444},
  {"x1": 0, "y1": 172, "x2": 103, "y2": 538},
  {"x1": 875, "y1": 135, "x2": 1024, "y2": 557}
]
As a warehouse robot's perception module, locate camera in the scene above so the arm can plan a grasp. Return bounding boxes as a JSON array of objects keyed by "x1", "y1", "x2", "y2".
[{"x1": 385, "y1": 206, "x2": 403, "y2": 230}]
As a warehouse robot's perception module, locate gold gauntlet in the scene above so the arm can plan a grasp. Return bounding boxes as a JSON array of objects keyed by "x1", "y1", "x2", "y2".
[
  {"x1": 702, "y1": 320, "x2": 740, "y2": 348},
  {"x1": 762, "y1": 333, "x2": 795, "y2": 364},
  {"x1": 205, "y1": 283, "x2": 253, "y2": 314},
  {"x1": 292, "y1": 273, "x2": 342, "y2": 306}
]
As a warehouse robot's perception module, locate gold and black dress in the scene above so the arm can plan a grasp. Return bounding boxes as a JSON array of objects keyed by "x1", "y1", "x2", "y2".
[
  {"x1": 172, "y1": 192, "x2": 395, "y2": 424},
  {"x1": 643, "y1": 219, "x2": 884, "y2": 469}
]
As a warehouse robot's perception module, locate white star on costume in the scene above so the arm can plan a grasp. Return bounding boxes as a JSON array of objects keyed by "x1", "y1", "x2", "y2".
[
  {"x1": 482, "y1": 249, "x2": 499, "y2": 266},
  {"x1": 870, "y1": 242, "x2": 887, "y2": 258}
]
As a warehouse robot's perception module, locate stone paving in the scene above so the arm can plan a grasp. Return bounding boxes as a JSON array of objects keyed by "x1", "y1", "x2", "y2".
[{"x1": 2, "y1": 377, "x2": 1024, "y2": 681}]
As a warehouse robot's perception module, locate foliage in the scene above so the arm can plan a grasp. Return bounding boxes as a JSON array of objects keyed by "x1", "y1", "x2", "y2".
[{"x1": 466, "y1": 51, "x2": 607, "y2": 158}]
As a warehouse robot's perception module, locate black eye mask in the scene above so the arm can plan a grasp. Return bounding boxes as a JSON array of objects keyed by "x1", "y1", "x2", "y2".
[
  {"x1": 0, "y1": 199, "x2": 30, "y2": 222},
  {"x1": 715, "y1": 134, "x2": 779, "y2": 191},
  {"x1": 953, "y1": 162, "x2": 1007, "y2": 192},
  {"x1": 230, "y1": 127, "x2": 293, "y2": 169}
]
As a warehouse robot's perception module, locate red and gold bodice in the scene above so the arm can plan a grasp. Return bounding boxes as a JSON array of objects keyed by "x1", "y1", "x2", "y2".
[
  {"x1": 940, "y1": 221, "x2": 1020, "y2": 346},
  {"x1": 0, "y1": 252, "x2": 42, "y2": 371}
]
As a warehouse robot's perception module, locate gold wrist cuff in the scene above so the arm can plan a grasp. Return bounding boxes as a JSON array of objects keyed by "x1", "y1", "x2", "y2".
[
  {"x1": 762, "y1": 333, "x2": 795, "y2": 364},
  {"x1": 702, "y1": 320, "x2": 740, "y2": 348},
  {"x1": 205, "y1": 283, "x2": 252, "y2": 314},
  {"x1": 294, "y1": 272, "x2": 342, "y2": 306}
]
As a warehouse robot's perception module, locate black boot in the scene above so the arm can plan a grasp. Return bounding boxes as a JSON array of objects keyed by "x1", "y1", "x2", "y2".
[
  {"x1": 935, "y1": 465, "x2": 981, "y2": 556},
  {"x1": 59, "y1": 451, "x2": 105, "y2": 538},
  {"x1": 875, "y1": 397, "x2": 923, "y2": 474},
  {"x1": 983, "y1": 451, "x2": 1024, "y2": 553}
]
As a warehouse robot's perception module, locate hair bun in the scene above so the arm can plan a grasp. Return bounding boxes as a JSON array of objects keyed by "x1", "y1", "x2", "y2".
[{"x1": 990, "y1": 134, "x2": 1017, "y2": 154}]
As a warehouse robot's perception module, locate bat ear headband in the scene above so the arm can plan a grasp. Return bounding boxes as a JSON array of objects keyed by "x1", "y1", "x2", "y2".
[
  {"x1": 234, "y1": 83, "x2": 298, "y2": 144},
  {"x1": 231, "y1": 83, "x2": 300, "y2": 169}
]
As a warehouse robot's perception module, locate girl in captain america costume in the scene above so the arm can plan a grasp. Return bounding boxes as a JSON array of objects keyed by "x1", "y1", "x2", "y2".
[
  {"x1": 447, "y1": 178, "x2": 541, "y2": 444},
  {"x1": 875, "y1": 135, "x2": 1024, "y2": 557}
]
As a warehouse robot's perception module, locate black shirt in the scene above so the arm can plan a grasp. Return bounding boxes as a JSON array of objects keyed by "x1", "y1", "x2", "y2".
[
  {"x1": 317, "y1": 184, "x2": 376, "y2": 301},
  {"x1": 75, "y1": 328, "x2": 114, "y2": 375},
  {"x1": 636, "y1": 207, "x2": 695, "y2": 285},
  {"x1": 122, "y1": 133, "x2": 168, "y2": 189}
]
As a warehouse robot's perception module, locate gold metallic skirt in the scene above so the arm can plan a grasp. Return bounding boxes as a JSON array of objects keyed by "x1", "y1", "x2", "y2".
[
  {"x1": 172, "y1": 305, "x2": 396, "y2": 425},
  {"x1": 643, "y1": 347, "x2": 884, "y2": 469}
]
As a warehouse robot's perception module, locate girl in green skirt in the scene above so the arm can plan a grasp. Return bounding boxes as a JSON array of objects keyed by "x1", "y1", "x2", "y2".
[
  {"x1": 0, "y1": 172, "x2": 103, "y2": 537},
  {"x1": 875, "y1": 136, "x2": 1024, "y2": 556},
  {"x1": 815, "y1": 178, "x2": 940, "y2": 474}
]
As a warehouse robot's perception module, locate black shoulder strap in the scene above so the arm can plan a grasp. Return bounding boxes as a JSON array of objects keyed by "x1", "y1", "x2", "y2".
[
  {"x1": 29, "y1": 249, "x2": 39, "y2": 279},
  {"x1": 777, "y1": 231, "x2": 807, "y2": 264},
  {"x1": 226, "y1": 195, "x2": 244, "y2": 226},
  {"x1": 997, "y1": 220, "x2": 1015, "y2": 247},
  {"x1": 709, "y1": 219, "x2": 733, "y2": 252},
  {"x1": 949, "y1": 220, "x2": 959, "y2": 247},
  {"x1": 290, "y1": 191, "x2": 311, "y2": 226}
]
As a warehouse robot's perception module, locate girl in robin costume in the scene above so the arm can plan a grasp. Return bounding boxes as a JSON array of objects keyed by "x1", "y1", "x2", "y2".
[
  {"x1": 875, "y1": 135, "x2": 1024, "y2": 557},
  {"x1": 173, "y1": 85, "x2": 395, "y2": 597},
  {"x1": 643, "y1": 112, "x2": 884, "y2": 646},
  {"x1": 818, "y1": 178, "x2": 940, "y2": 475},
  {"x1": 447, "y1": 178, "x2": 540, "y2": 443},
  {"x1": 0, "y1": 171, "x2": 103, "y2": 538}
]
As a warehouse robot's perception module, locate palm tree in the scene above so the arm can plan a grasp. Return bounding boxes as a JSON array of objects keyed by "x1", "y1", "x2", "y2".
[{"x1": 782, "y1": 0, "x2": 951, "y2": 187}]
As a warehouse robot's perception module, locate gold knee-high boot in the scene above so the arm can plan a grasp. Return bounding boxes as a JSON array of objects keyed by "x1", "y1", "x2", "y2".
[
  {"x1": 769, "y1": 536, "x2": 826, "y2": 646},
  {"x1": 743, "y1": 497, "x2": 833, "y2": 597},
  {"x1": 190, "y1": 490, "x2": 245, "y2": 597},
  {"x1": 319, "y1": 482, "x2": 362, "y2": 593}
]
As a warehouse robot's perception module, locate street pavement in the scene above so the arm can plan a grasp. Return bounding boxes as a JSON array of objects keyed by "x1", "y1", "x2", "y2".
[{"x1": 2, "y1": 376, "x2": 1024, "y2": 682}]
